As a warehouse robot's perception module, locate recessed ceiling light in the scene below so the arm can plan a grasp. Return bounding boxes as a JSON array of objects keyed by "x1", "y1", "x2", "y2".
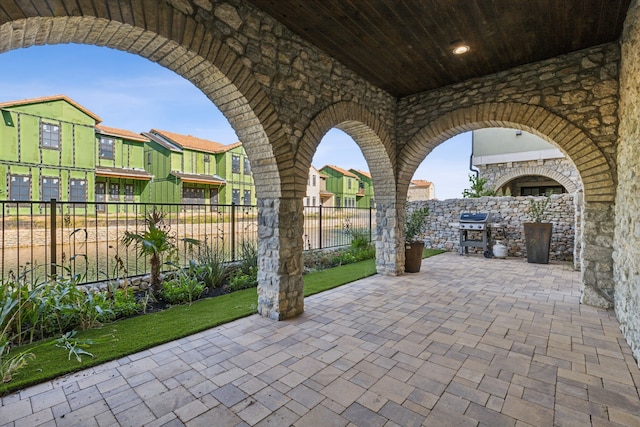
[{"x1": 452, "y1": 43, "x2": 470, "y2": 55}]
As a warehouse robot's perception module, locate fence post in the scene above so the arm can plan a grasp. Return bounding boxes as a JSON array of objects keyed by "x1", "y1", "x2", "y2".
[
  {"x1": 50, "y1": 198, "x2": 57, "y2": 278},
  {"x1": 231, "y1": 203, "x2": 236, "y2": 261},
  {"x1": 319, "y1": 205, "x2": 323, "y2": 249},
  {"x1": 369, "y1": 206, "x2": 373, "y2": 243}
]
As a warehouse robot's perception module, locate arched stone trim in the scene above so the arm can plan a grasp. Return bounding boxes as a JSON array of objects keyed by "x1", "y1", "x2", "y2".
[
  {"x1": 296, "y1": 101, "x2": 395, "y2": 198},
  {"x1": 297, "y1": 101, "x2": 402, "y2": 274},
  {"x1": 492, "y1": 167, "x2": 580, "y2": 194},
  {"x1": 0, "y1": 15, "x2": 283, "y2": 199},
  {"x1": 397, "y1": 102, "x2": 615, "y2": 203}
]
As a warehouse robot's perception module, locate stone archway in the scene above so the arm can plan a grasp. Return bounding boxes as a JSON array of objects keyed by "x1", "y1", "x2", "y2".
[
  {"x1": 296, "y1": 101, "x2": 401, "y2": 274},
  {"x1": 492, "y1": 166, "x2": 580, "y2": 194},
  {"x1": 0, "y1": 12, "x2": 307, "y2": 319},
  {"x1": 397, "y1": 102, "x2": 615, "y2": 308}
]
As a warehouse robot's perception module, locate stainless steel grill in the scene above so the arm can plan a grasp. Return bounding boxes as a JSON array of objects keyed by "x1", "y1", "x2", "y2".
[{"x1": 459, "y1": 212, "x2": 492, "y2": 257}]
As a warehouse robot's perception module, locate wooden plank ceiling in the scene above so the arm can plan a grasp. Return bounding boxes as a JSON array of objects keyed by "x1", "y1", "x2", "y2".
[{"x1": 247, "y1": 0, "x2": 631, "y2": 98}]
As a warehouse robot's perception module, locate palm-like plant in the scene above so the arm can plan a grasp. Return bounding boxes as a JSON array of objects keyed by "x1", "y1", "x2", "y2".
[{"x1": 122, "y1": 209, "x2": 174, "y2": 292}]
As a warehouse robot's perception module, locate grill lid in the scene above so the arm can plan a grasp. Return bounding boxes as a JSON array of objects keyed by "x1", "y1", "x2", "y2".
[{"x1": 459, "y1": 212, "x2": 490, "y2": 223}]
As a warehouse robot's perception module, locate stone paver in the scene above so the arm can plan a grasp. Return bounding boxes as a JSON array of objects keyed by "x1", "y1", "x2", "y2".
[{"x1": 2, "y1": 253, "x2": 640, "y2": 426}]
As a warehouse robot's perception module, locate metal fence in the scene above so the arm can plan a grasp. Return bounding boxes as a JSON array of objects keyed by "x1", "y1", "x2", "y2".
[{"x1": 0, "y1": 200, "x2": 375, "y2": 285}]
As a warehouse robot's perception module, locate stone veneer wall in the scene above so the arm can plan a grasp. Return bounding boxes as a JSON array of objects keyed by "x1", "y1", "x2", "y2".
[
  {"x1": 616, "y1": 0, "x2": 640, "y2": 367},
  {"x1": 408, "y1": 194, "x2": 578, "y2": 263}
]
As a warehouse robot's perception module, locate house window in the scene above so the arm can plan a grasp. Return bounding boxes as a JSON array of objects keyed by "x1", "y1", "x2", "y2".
[
  {"x1": 182, "y1": 187, "x2": 205, "y2": 205},
  {"x1": 204, "y1": 154, "x2": 210, "y2": 163},
  {"x1": 9, "y1": 175, "x2": 30, "y2": 201},
  {"x1": 41, "y1": 122, "x2": 60, "y2": 149},
  {"x1": 312, "y1": 196, "x2": 316, "y2": 206},
  {"x1": 244, "y1": 157, "x2": 251, "y2": 175},
  {"x1": 41, "y1": 177, "x2": 59, "y2": 201},
  {"x1": 348, "y1": 179, "x2": 352, "y2": 189},
  {"x1": 243, "y1": 190, "x2": 251, "y2": 206},
  {"x1": 147, "y1": 152, "x2": 152, "y2": 165},
  {"x1": 336, "y1": 196, "x2": 341, "y2": 207},
  {"x1": 232, "y1": 155, "x2": 240, "y2": 173},
  {"x1": 99, "y1": 137, "x2": 115, "y2": 159},
  {"x1": 232, "y1": 189, "x2": 240, "y2": 205},
  {"x1": 109, "y1": 183, "x2": 120, "y2": 201},
  {"x1": 312, "y1": 175, "x2": 316, "y2": 187},
  {"x1": 124, "y1": 184, "x2": 134, "y2": 201},
  {"x1": 69, "y1": 179, "x2": 86, "y2": 202}
]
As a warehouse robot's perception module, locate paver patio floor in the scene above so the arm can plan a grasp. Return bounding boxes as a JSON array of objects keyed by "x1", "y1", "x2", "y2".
[{"x1": 2, "y1": 252, "x2": 640, "y2": 426}]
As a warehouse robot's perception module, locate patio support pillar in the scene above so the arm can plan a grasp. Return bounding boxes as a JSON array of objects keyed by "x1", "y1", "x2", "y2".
[
  {"x1": 257, "y1": 196, "x2": 304, "y2": 320},
  {"x1": 580, "y1": 201, "x2": 615, "y2": 308},
  {"x1": 375, "y1": 200, "x2": 404, "y2": 275}
]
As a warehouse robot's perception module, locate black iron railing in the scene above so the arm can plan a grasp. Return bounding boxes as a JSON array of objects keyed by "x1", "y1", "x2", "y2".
[{"x1": 0, "y1": 200, "x2": 375, "y2": 285}]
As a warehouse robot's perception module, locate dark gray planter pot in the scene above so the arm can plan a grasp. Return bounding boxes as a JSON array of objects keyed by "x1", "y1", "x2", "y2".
[
  {"x1": 524, "y1": 222, "x2": 552, "y2": 264},
  {"x1": 405, "y1": 241, "x2": 425, "y2": 273}
]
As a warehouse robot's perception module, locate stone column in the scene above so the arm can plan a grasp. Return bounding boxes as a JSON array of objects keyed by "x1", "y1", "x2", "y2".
[
  {"x1": 374, "y1": 201, "x2": 404, "y2": 275},
  {"x1": 573, "y1": 191, "x2": 583, "y2": 271},
  {"x1": 580, "y1": 201, "x2": 615, "y2": 308},
  {"x1": 256, "y1": 197, "x2": 305, "y2": 320}
]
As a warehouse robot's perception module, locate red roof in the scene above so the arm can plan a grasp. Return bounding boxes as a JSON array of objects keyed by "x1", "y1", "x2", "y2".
[
  {"x1": 95, "y1": 167, "x2": 153, "y2": 180},
  {"x1": 151, "y1": 129, "x2": 241, "y2": 154},
  {"x1": 350, "y1": 169, "x2": 372, "y2": 179},
  {"x1": 96, "y1": 125, "x2": 149, "y2": 143},
  {"x1": 321, "y1": 164, "x2": 358, "y2": 178},
  {"x1": 411, "y1": 179, "x2": 433, "y2": 187}
]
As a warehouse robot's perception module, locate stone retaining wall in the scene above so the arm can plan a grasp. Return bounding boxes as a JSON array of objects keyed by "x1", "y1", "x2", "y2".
[{"x1": 409, "y1": 193, "x2": 578, "y2": 264}]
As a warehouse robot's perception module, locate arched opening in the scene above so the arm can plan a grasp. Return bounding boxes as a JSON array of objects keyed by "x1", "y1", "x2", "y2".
[
  {"x1": 295, "y1": 128, "x2": 375, "y2": 254},
  {"x1": 471, "y1": 127, "x2": 581, "y2": 196},
  {"x1": 297, "y1": 102, "x2": 399, "y2": 275},
  {"x1": 398, "y1": 102, "x2": 614, "y2": 308},
  {"x1": 0, "y1": 14, "x2": 302, "y2": 320}
]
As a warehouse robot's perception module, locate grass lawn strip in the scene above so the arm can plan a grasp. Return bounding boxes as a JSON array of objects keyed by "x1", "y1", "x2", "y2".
[{"x1": 0, "y1": 249, "x2": 444, "y2": 395}]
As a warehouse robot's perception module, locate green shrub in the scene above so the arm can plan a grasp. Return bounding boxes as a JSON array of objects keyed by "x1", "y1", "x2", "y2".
[
  {"x1": 303, "y1": 243, "x2": 376, "y2": 272},
  {"x1": 34, "y1": 272, "x2": 111, "y2": 337},
  {"x1": 349, "y1": 229, "x2": 371, "y2": 250},
  {"x1": 238, "y1": 240, "x2": 258, "y2": 274},
  {"x1": 228, "y1": 267, "x2": 258, "y2": 291},
  {"x1": 194, "y1": 242, "x2": 229, "y2": 289},
  {"x1": 160, "y1": 276, "x2": 205, "y2": 305},
  {"x1": 110, "y1": 289, "x2": 142, "y2": 319}
]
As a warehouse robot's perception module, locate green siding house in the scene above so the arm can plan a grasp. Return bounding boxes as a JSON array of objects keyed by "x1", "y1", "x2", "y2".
[
  {"x1": 94, "y1": 125, "x2": 153, "y2": 211},
  {"x1": 350, "y1": 169, "x2": 375, "y2": 208},
  {"x1": 320, "y1": 165, "x2": 361, "y2": 208},
  {"x1": 0, "y1": 95, "x2": 152, "y2": 213},
  {"x1": 143, "y1": 129, "x2": 255, "y2": 207},
  {"x1": 0, "y1": 95, "x2": 101, "y2": 209}
]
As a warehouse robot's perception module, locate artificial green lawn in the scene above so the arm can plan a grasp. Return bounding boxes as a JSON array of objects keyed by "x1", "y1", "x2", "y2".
[{"x1": 0, "y1": 249, "x2": 444, "y2": 396}]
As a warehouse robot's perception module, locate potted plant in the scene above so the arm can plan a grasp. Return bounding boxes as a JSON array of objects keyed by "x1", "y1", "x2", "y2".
[
  {"x1": 523, "y1": 197, "x2": 552, "y2": 264},
  {"x1": 404, "y1": 206, "x2": 429, "y2": 273}
]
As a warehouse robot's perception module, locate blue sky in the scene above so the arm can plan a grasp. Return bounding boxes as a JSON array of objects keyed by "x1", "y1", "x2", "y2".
[{"x1": 0, "y1": 44, "x2": 473, "y2": 199}]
